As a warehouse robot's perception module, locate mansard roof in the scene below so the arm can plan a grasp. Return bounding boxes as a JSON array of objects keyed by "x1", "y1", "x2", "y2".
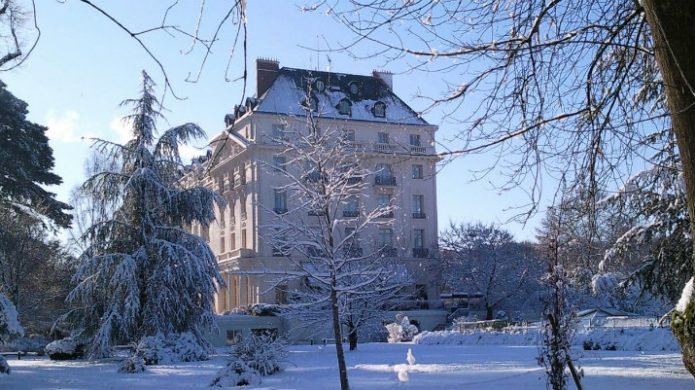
[{"x1": 253, "y1": 67, "x2": 430, "y2": 126}]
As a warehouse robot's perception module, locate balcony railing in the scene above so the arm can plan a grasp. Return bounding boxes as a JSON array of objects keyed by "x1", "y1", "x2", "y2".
[
  {"x1": 412, "y1": 212, "x2": 426, "y2": 219},
  {"x1": 373, "y1": 143, "x2": 393, "y2": 153},
  {"x1": 379, "y1": 247, "x2": 398, "y2": 257},
  {"x1": 343, "y1": 210, "x2": 360, "y2": 218},
  {"x1": 308, "y1": 209, "x2": 326, "y2": 216},
  {"x1": 343, "y1": 247, "x2": 363, "y2": 258},
  {"x1": 304, "y1": 171, "x2": 323, "y2": 182},
  {"x1": 377, "y1": 211, "x2": 394, "y2": 219},
  {"x1": 412, "y1": 248, "x2": 429, "y2": 258},
  {"x1": 272, "y1": 246, "x2": 291, "y2": 257},
  {"x1": 374, "y1": 176, "x2": 397, "y2": 186},
  {"x1": 410, "y1": 145, "x2": 428, "y2": 154},
  {"x1": 273, "y1": 208, "x2": 288, "y2": 215}
]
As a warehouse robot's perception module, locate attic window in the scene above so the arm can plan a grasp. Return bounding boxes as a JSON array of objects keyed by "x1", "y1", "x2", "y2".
[
  {"x1": 337, "y1": 98, "x2": 352, "y2": 116},
  {"x1": 348, "y1": 82, "x2": 360, "y2": 96},
  {"x1": 372, "y1": 101, "x2": 386, "y2": 118},
  {"x1": 301, "y1": 96, "x2": 318, "y2": 112},
  {"x1": 314, "y1": 79, "x2": 326, "y2": 93}
]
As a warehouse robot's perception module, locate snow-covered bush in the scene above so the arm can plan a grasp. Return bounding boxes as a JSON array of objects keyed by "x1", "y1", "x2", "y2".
[
  {"x1": 209, "y1": 359, "x2": 262, "y2": 387},
  {"x1": 385, "y1": 314, "x2": 419, "y2": 343},
  {"x1": 231, "y1": 333, "x2": 287, "y2": 376},
  {"x1": 135, "y1": 332, "x2": 210, "y2": 365},
  {"x1": 0, "y1": 336, "x2": 49, "y2": 354},
  {"x1": 45, "y1": 337, "x2": 83, "y2": 360},
  {"x1": 118, "y1": 356, "x2": 146, "y2": 374},
  {"x1": 0, "y1": 293, "x2": 23, "y2": 374}
]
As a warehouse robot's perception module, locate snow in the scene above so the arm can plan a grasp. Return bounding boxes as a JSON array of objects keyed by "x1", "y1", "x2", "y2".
[
  {"x1": 45, "y1": 338, "x2": 78, "y2": 355},
  {"x1": 0, "y1": 294, "x2": 23, "y2": 339},
  {"x1": 1, "y1": 342, "x2": 692, "y2": 389},
  {"x1": 676, "y1": 277, "x2": 694, "y2": 312}
]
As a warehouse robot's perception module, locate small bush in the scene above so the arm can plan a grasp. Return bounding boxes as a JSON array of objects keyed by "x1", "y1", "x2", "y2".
[
  {"x1": 210, "y1": 360, "x2": 262, "y2": 387},
  {"x1": 386, "y1": 314, "x2": 419, "y2": 343},
  {"x1": 118, "y1": 356, "x2": 146, "y2": 374},
  {"x1": 136, "y1": 332, "x2": 210, "y2": 365},
  {"x1": 45, "y1": 337, "x2": 83, "y2": 360},
  {"x1": 0, "y1": 355, "x2": 10, "y2": 375},
  {"x1": 232, "y1": 333, "x2": 287, "y2": 376}
]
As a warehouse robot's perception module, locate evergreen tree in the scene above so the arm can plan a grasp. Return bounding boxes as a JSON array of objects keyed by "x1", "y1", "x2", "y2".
[
  {"x1": 0, "y1": 80, "x2": 71, "y2": 227},
  {"x1": 67, "y1": 72, "x2": 224, "y2": 358}
]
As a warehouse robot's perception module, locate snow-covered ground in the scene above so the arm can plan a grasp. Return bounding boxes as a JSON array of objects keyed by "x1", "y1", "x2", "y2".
[{"x1": 2, "y1": 342, "x2": 692, "y2": 389}]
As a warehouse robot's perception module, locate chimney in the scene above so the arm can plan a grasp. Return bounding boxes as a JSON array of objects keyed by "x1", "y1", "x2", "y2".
[
  {"x1": 256, "y1": 58, "x2": 280, "y2": 97},
  {"x1": 372, "y1": 69, "x2": 393, "y2": 90}
]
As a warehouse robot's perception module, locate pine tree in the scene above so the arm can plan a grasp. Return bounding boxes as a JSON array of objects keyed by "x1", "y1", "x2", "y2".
[
  {"x1": 0, "y1": 79, "x2": 71, "y2": 228},
  {"x1": 67, "y1": 72, "x2": 224, "y2": 358}
]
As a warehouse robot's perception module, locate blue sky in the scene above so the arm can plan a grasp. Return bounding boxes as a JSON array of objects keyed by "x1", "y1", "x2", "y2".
[{"x1": 3, "y1": 1, "x2": 546, "y2": 241}]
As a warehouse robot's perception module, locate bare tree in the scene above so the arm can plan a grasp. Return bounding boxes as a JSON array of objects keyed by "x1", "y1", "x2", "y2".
[
  {"x1": 311, "y1": 0, "x2": 695, "y2": 374},
  {"x1": 265, "y1": 109, "x2": 406, "y2": 390},
  {"x1": 440, "y1": 222, "x2": 536, "y2": 320}
]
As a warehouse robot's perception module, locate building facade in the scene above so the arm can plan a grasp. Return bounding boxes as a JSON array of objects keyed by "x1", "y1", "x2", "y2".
[{"x1": 186, "y1": 59, "x2": 440, "y2": 313}]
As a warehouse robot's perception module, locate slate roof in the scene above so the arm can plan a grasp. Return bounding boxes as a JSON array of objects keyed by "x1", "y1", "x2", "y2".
[{"x1": 253, "y1": 67, "x2": 429, "y2": 126}]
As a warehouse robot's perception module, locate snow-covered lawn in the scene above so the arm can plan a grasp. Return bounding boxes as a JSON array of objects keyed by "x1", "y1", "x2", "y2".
[{"x1": 2, "y1": 343, "x2": 692, "y2": 389}]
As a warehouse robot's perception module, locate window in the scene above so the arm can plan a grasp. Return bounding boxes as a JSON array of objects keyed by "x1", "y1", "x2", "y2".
[
  {"x1": 348, "y1": 82, "x2": 360, "y2": 95},
  {"x1": 376, "y1": 163, "x2": 393, "y2": 178},
  {"x1": 274, "y1": 190, "x2": 287, "y2": 214},
  {"x1": 276, "y1": 285, "x2": 288, "y2": 304},
  {"x1": 414, "y1": 229, "x2": 424, "y2": 248},
  {"x1": 218, "y1": 204, "x2": 226, "y2": 228},
  {"x1": 239, "y1": 164, "x2": 247, "y2": 185},
  {"x1": 344, "y1": 196, "x2": 359, "y2": 217},
  {"x1": 241, "y1": 229, "x2": 247, "y2": 248},
  {"x1": 377, "y1": 131, "x2": 389, "y2": 144},
  {"x1": 341, "y1": 128, "x2": 355, "y2": 142},
  {"x1": 272, "y1": 156, "x2": 286, "y2": 172},
  {"x1": 272, "y1": 124, "x2": 286, "y2": 141},
  {"x1": 412, "y1": 164, "x2": 424, "y2": 179},
  {"x1": 240, "y1": 193, "x2": 247, "y2": 220},
  {"x1": 373, "y1": 101, "x2": 386, "y2": 118},
  {"x1": 314, "y1": 79, "x2": 325, "y2": 92},
  {"x1": 412, "y1": 195, "x2": 423, "y2": 213},
  {"x1": 378, "y1": 228, "x2": 393, "y2": 248},
  {"x1": 230, "y1": 232, "x2": 236, "y2": 250},
  {"x1": 377, "y1": 193, "x2": 392, "y2": 208},
  {"x1": 410, "y1": 134, "x2": 421, "y2": 146},
  {"x1": 220, "y1": 236, "x2": 226, "y2": 253},
  {"x1": 337, "y1": 98, "x2": 352, "y2": 116}
]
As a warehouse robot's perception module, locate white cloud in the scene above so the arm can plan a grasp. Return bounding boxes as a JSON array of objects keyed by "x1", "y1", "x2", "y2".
[
  {"x1": 109, "y1": 117, "x2": 133, "y2": 143},
  {"x1": 46, "y1": 110, "x2": 81, "y2": 143},
  {"x1": 179, "y1": 143, "x2": 206, "y2": 162}
]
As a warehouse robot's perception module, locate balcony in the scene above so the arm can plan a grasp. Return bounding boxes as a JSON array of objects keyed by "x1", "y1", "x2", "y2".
[
  {"x1": 412, "y1": 212, "x2": 426, "y2": 219},
  {"x1": 379, "y1": 247, "x2": 398, "y2": 257},
  {"x1": 272, "y1": 246, "x2": 291, "y2": 257},
  {"x1": 374, "y1": 176, "x2": 397, "y2": 186},
  {"x1": 273, "y1": 208, "x2": 288, "y2": 215},
  {"x1": 410, "y1": 145, "x2": 428, "y2": 154},
  {"x1": 412, "y1": 248, "x2": 429, "y2": 258},
  {"x1": 343, "y1": 210, "x2": 359, "y2": 218},
  {"x1": 343, "y1": 247, "x2": 363, "y2": 258},
  {"x1": 308, "y1": 209, "x2": 326, "y2": 216},
  {"x1": 229, "y1": 248, "x2": 255, "y2": 259},
  {"x1": 373, "y1": 143, "x2": 393, "y2": 153}
]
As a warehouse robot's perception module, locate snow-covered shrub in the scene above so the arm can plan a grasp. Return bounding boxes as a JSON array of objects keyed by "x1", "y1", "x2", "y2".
[
  {"x1": 249, "y1": 304, "x2": 280, "y2": 317},
  {"x1": 0, "y1": 336, "x2": 49, "y2": 354},
  {"x1": 118, "y1": 356, "x2": 146, "y2": 374},
  {"x1": 45, "y1": 337, "x2": 83, "y2": 360},
  {"x1": 0, "y1": 294, "x2": 24, "y2": 374},
  {"x1": 135, "y1": 332, "x2": 210, "y2": 365},
  {"x1": 231, "y1": 333, "x2": 287, "y2": 376},
  {"x1": 385, "y1": 314, "x2": 419, "y2": 343},
  {"x1": 209, "y1": 359, "x2": 262, "y2": 387}
]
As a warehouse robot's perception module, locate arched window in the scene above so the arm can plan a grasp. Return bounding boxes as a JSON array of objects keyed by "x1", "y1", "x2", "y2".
[
  {"x1": 337, "y1": 98, "x2": 352, "y2": 116},
  {"x1": 314, "y1": 79, "x2": 326, "y2": 92},
  {"x1": 348, "y1": 82, "x2": 360, "y2": 96},
  {"x1": 372, "y1": 101, "x2": 386, "y2": 117}
]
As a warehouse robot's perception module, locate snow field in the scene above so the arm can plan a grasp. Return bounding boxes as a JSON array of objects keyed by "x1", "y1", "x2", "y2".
[{"x1": 1, "y1": 342, "x2": 692, "y2": 389}]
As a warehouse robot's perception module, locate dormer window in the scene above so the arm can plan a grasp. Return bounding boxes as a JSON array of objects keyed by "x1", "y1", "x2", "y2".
[
  {"x1": 372, "y1": 101, "x2": 386, "y2": 118},
  {"x1": 314, "y1": 79, "x2": 326, "y2": 93},
  {"x1": 301, "y1": 96, "x2": 318, "y2": 112},
  {"x1": 348, "y1": 82, "x2": 360, "y2": 96},
  {"x1": 337, "y1": 98, "x2": 352, "y2": 116}
]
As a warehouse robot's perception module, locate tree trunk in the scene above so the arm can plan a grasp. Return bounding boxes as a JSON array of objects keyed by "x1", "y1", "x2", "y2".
[
  {"x1": 331, "y1": 282, "x2": 350, "y2": 390},
  {"x1": 643, "y1": 0, "x2": 695, "y2": 377},
  {"x1": 485, "y1": 305, "x2": 494, "y2": 321},
  {"x1": 347, "y1": 318, "x2": 358, "y2": 351}
]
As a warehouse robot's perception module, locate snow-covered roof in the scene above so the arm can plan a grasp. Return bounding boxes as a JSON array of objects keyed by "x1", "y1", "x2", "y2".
[
  {"x1": 576, "y1": 307, "x2": 636, "y2": 318},
  {"x1": 254, "y1": 67, "x2": 430, "y2": 126}
]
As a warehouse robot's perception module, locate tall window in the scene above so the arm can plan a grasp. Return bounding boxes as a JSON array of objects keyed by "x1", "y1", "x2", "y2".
[
  {"x1": 241, "y1": 229, "x2": 247, "y2": 248},
  {"x1": 414, "y1": 229, "x2": 424, "y2": 248},
  {"x1": 412, "y1": 195, "x2": 424, "y2": 213},
  {"x1": 272, "y1": 124, "x2": 286, "y2": 141},
  {"x1": 344, "y1": 196, "x2": 359, "y2": 216},
  {"x1": 274, "y1": 190, "x2": 287, "y2": 213},
  {"x1": 239, "y1": 163, "x2": 247, "y2": 185},
  {"x1": 240, "y1": 193, "x2": 247, "y2": 220},
  {"x1": 376, "y1": 163, "x2": 393, "y2": 178},
  {"x1": 230, "y1": 232, "x2": 236, "y2": 251},
  {"x1": 377, "y1": 131, "x2": 389, "y2": 144},
  {"x1": 341, "y1": 128, "x2": 355, "y2": 143},
  {"x1": 409, "y1": 134, "x2": 421, "y2": 146},
  {"x1": 412, "y1": 164, "x2": 424, "y2": 179},
  {"x1": 378, "y1": 228, "x2": 393, "y2": 248},
  {"x1": 218, "y1": 204, "x2": 226, "y2": 228},
  {"x1": 272, "y1": 156, "x2": 286, "y2": 172},
  {"x1": 220, "y1": 236, "x2": 226, "y2": 253},
  {"x1": 373, "y1": 101, "x2": 386, "y2": 117}
]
